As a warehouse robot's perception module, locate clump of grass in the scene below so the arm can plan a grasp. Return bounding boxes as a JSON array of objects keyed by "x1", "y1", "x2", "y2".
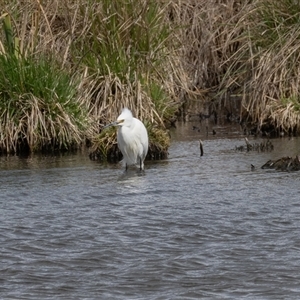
[
  {"x1": 146, "y1": 123, "x2": 170, "y2": 160},
  {"x1": 0, "y1": 11, "x2": 89, "y2": 154},
  {"x1": 248, "y1": 0, "x2": 300, "y2": 131},
  {"x1": 71, "y1": 0, "x2": 184, "y2": 130},
  {"x1": 0, "y1": 53, "x2": 88, "y2": 154},
  {"x1": 89, "y1": 121, "x2": 170, "y2": 162},
  {"x1": 246, "y1": 0, "x2": 300, "y2": 133},
  {"x1": 88, "y1": 127, "x2": 119, "y2": 162},
  {"x1": 0, "y1": 23, "x2": 90, "y2": 154},
  {"x1": 74, "y1": 0, "x2": 171, "y2": 77},
  {"x1": 217, "y1": 0, "x2": 300, "y2": 133},
  {"x1": 165, "y1": 0, "x2": 251, "y2": 113}
]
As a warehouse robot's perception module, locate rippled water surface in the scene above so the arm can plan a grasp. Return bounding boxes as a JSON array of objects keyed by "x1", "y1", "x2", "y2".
[{"x1": 1, "y1": 123, "x2": 300, "y2": 299}]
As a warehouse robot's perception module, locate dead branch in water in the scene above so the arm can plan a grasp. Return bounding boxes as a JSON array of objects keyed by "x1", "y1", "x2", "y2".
[
  {"x1": 199, "y1": 139, "x2": 204, "y2": 157},
  {"x1": 261, "y1": 156, "x2": 300, "y2": 171}
]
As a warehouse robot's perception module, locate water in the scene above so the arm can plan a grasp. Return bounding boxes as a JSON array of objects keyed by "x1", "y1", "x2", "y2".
[{"x1": 1, "y1": 123, "x2": 300, "y2": 299}]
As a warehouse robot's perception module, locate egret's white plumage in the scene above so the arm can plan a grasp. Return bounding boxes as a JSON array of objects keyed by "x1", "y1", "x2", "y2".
[{"x1": 105, "y1": 108, "x2": 148, "y2": 170}]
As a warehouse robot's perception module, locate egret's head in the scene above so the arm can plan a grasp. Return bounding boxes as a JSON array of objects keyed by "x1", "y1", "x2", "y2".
[
  {"x1": 116, "y1": 108, "x2": 133, "y2": 127},
  {"x1": 103, "y1": 108, "x2": 133, "y2": 129}
]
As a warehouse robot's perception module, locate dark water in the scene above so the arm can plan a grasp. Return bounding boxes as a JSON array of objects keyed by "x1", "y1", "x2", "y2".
[{"x1": 1, "y1": 123, "x2": 300, "y2": 299}]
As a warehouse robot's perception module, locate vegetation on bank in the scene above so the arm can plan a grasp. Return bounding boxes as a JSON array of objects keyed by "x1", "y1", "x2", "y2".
[
  {"x1": 1, "y1": 0, "x2": 300, "y2": 158},
  {"x1": 1, "y1": 0, "x2": 180, "y2": 157},
  {"x1": 220, "y1": 0, "x2": 300, "y2": 135},
  {"x1": 0, "y1": 44, "x2": 88, "y2": 153}
]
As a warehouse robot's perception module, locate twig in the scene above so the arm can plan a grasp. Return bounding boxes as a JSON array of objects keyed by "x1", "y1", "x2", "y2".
[{"x1": 199, "y1": 139, "x2": 204, "y2": 156}]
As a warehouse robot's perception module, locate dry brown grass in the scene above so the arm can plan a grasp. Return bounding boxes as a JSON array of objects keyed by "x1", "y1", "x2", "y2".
[
  {"x1": 237, "y1": 0, "x2": 300, "y2": 133},
  {"x1": 166, "y1": 1, "x2": 252, "y2": 108},
  {"x1": 167, "y1": 0, "x2": 300, "y2": 135},
  {"x1": 2, "y1": 0, "x2": 300, "y2": 156},
  {"x1": 253, "y1": 56, "x2": 300, "y2": 131},
  {"x1": 1, "y1": 0, "x2": 184, "y2": 155},
  {"x1": 1, "y1": 0, "x2": 252, "y2": 113}
]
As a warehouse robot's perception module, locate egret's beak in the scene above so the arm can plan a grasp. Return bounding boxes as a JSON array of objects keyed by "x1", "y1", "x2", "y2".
[
  {"x1": 103, "y1": 119, "x2": 123, "y2": 129},
  {"x1": 103, "y1": 121, "x2": 117, "y2": 129},
  {"x1": 102, "y1": 121, "x2": 117, "y2": 129}
]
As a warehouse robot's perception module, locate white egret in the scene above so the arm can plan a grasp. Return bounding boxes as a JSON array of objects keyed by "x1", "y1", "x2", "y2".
[{"x1": 104, "y1": 108, "x2": 148, "y2": 170}]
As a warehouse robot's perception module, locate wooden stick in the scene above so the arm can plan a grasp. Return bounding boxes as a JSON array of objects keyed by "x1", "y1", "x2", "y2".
[{"x1": 199, "y1": 139, "x2": 204, "y2": 156}]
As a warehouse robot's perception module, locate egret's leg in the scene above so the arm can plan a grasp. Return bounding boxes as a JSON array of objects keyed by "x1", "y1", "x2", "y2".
[
  {"x1": 126, "y1": 163, "x2": 128, "y2": 171},
  {"x1": 140, "y1": 158, "x2": 144, "y2": 170}
]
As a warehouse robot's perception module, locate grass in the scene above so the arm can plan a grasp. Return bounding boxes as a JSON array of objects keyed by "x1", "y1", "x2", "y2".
[
  {"x1": 0, "y1": 0, "x2": 178, "y2": 156},
  {"x1": 242, "y1": 0, "x2": 300, "y2": 133},
  {"x1": 213, "y1": 0, "x2": 300, "y2": 134},
  {"x1": 71, "y1": 0, "x2": 177, "y2": 114},
  {"x1": 89, "y1": 122, "x2": 170, "y2": 162},
  {"x1": 0, "y1": 52, "x2": 88, "y2": 153},
  {"x1": 2, "y1": 0, "x2": 300, "y2": 157}
]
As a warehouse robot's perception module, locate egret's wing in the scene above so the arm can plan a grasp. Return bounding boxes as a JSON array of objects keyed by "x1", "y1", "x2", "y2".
[
  {"x1": 135, "y1": 119, "x2": 148, "y2": 160},
  {"x1": 117, "y1": 127, "x2": 139, "y2": 165}
]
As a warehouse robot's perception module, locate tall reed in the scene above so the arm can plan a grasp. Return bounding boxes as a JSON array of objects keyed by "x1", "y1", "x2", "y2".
[
  {"x1": 3, "y1": 0, "x2": 300, "y2": 156},
  {"x1": 71, "y1": 0, "x2": 181, "y2": 126},
  {"x1": 243, "y1": 0, "x2": 300, "y2": 133},
  {"x1": 216, "y1": 0, "x2": 300, "y2": 133},
  {"x1": 0, "y1": 13, "x2": 88, "y2": 153}
]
